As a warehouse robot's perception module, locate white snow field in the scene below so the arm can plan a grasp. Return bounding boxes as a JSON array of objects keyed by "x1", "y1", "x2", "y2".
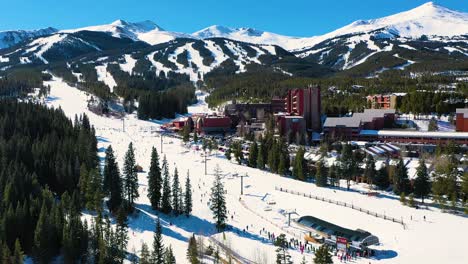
[{"x1": 42, "y1": 77, "x2": 468, "y2": 264}]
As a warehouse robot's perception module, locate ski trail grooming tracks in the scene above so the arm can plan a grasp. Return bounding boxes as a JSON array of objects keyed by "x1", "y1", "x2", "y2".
[
  {"x1": 207, "y1": 236, "x2": 258, "y2": 264},
  {"x1": 275, "y1": 186, "x2": 407, "y2": 228}
]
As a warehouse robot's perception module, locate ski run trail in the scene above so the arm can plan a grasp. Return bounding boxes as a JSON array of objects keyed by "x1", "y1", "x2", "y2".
[{"x1": 41, "y1": 76, "x2": 467, "y2": 264}]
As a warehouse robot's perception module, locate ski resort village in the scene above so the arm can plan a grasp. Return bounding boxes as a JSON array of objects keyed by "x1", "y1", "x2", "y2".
[{"x1": 0, "y1": 1, "x2": 467, "y2": 264}]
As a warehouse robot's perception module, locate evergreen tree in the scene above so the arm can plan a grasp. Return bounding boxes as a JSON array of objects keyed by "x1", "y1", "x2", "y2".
[
  {"x1": 225, "y1": 146, "x2": 232, "y2": 160},
  {"x1": 187, "y1": 234, "x2": 199, "y2": 264},
  {"x1": 400, "y1": 192, "x2": 407, "y2": 205},
  {"x1": 140, "y1": 242, "x2": 151, "y2": 264},
  {"x1": 123, "y1": 142, "x2": 139, "y2": 210},
  {"x1": 115, "y1": 209, "x2": 128, "y2": 263},
  {"x1": 103, "y1": 146, "x2": 123, "y2": 213},
  {"x1": 172, "y1": 168, "x2": 181, "y2": 215},
  {"x1": 152, "y1": 218, "x2": 164, "y2": 264},
  {"x1": 248, "y1": 141, "x2": 258, "y2": 168},
  {"x1": 293, "y1": 147, "x2": 306, "y2": 181},
  {"x1": 313, "y1": 245, "x2": 333, "y2": 264},
  {"x1": 328, "y1": 164, "x2": 338, "y2": 187},
  {"x1": 339, "y1": 143, "x2": 355, "y2": 190},
  {"x1": 315, "y1": 161, "x2": 327, "y2": 187},
  {"x1": 182, "y1": 124, "x2": 190, "y2": 143},
  {"x1": 193, "y1": 130, "x2": 198, "y2": 144},
  {"x1": 363, "y1": 154, "x2": 376, "y2": 187},
  {"x1": 148, "y1": 147, "x2": 162, "y2": 210},
  {"x1": 275, "y1": 234, "x2": 292, "y2": 264},
  {"x1": 184, "y1": 171, "x2": 193, "y2": 217},
  {"x1": 233, "y1": 142, "x2": 244, "y2": 164},
  {"x1": 33, "y1": 203, "x2": 52, "y2": 264},
  {"x1": 257, "y1": 144, "x2": 265, "y2": 169},
  {"x1": 278, "y1": 153, "x2": 286, "y2": 176},
  {"x1": 414, "y1": 159, "x2": 431, "y2": 203},
  {"x1": 394, "y1": 159, "x2": 411, "y2": 194},
  {"x1": 13, "y1": 239, "x2": 24, "y2": 264},
  {"x1": 161, "y1": 156, "x2": 172, "y2": 214},
  {"x1": 164, "y1": 246, "x2": 176, "y2": 264},
  {"x1": 375, "y1": 166, "x2": 390, "y2": 190},
  {"x1": 209, "y1": 165, "x2": 227, "y2": 231}
]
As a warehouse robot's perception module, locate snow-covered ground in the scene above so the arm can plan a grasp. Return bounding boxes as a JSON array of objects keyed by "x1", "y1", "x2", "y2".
[{"x1": 42, "y1": 77, "x2": 467, "y2": 264}]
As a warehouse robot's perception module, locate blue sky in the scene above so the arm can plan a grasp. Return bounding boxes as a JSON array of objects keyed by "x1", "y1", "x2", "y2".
[{"x1": 1, "y1": 0, "x2": 467, "y2": 36}]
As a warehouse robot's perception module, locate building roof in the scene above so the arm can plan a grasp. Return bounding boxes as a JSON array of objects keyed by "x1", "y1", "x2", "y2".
[
  {"x1": 323, "y1": 117, "x2": 361, "y2": 128},
  {"x1": 324, "y1": 109, "x2": 395, "y2": 128},
  {"x1": 456, "y1": 108, "x2": 468, "y2": 118},
  {"x1": 297, "y1": 215, "x2": 374, "y2": 242},
  {"x1": 360, "y1": 130, "x2": 468, "y2": 139}
]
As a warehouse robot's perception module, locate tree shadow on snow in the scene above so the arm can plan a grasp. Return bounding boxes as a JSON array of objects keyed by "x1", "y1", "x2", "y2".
[
  {"x1": 96, "y1": 136, "x2": 110, "y2": 143},
  {"x1": 132, "y1": 203, "x2": 218, "y2": 242}
]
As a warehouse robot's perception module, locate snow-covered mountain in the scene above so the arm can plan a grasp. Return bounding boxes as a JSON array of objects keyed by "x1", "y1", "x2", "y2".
[
  {"x1": 0, "y1": 2, "x2": 467, "y2": 76},
  {"x1": 0, "y1": 27, "x2": 57, "y2": 49},
  {"x1": 62, "y1": 19, "x2": 193, "y2": 45},
  {"x1": 192, "y1": 25, "x2": 304, "y2": 50}
]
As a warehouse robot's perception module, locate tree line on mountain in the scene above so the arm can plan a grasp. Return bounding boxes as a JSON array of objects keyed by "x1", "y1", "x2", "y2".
[
  {"x1": 0, "y1": 101, "x2": 97, "y2": 263},
  {"x1": 0, "y1": 68, "x2": 47, "y2": 97}
]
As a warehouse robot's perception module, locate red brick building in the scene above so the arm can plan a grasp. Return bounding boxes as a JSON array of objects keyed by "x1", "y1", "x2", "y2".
[
  {"x1": 285, "y1": 86, "x2": 321, "y2": 132},
  {"x1": 366, "y1": 93, "x2": 405, "y2": 109},
  {"x1": 194, "y1": 115, "x2": 231, "y2": 134},
  {"x1": 456, "y1": 108, "x2": 468, "y2": 132}
]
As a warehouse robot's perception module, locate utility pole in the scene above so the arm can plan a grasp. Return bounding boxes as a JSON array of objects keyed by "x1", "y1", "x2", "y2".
[
  {"x1": 286, "y1": 210, "x2": 297, "y2": 226},
  {"x1": 204, "y1": 150, "x2": 207, "y2": 175},
  {"x1": 122, "y1": 117, "x2": 125, "y2": 132},
  {"x1": 160, "y1": 133, "x2": 163, "y2": 154},
  {"x1": 240, "y1": 173, "x2": 248, "y2": 195}
]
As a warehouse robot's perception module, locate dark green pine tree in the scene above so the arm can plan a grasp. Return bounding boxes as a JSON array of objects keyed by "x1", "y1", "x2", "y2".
[
  {"x1": 414, "y1": 159, "x2": 431, "y2": 203},
  {"x1": 172, "y1": 167, "x2": 181, "y2": 216},
  {"x1": 268, "y1": 140, "x2": 279, "y2": 173},
  {"x1": 375, "y1": 166, "x2": 390, "y2": 190},
  {"x1": 364, "y1": 154, "x2": 376, "y2": 187},
  {"x1": 225, "y1": 146, "x2": 232, "y2": 161},
  {"x1": 328, "y1": 164, "x2": 338, "y2": 187},
  {"x1": 275, "y1": 234, "x2": 292, "y2": 264},
  {"x1": 123, "y1": 142, "x2": 139, "y2": 211},
  {"x1": 209, "y1": 165, "x2": 227, "y2": 231},
  {"x1": 161, "y1": 156, "x2": 172, "y2": 214},
  {"x1": 152, "y1": 218, "x2": 165, "y2": 264},
  {"x1": 293, "y1": 147, "x2": 306, "y2": 181},
  {"x1": 313, "y1": 245, "x2": 333, "y2": 264},
  {"x1": 394, "y1": 158, "x2": 411, "y2": 194},
  {"x1": 2, "y1": 243, "x2": 12, "y2": 264},
  {"x1": 278, "y1": 154, "x2": 286, "y2": 176},
  {"x1": 139, "y1": 242, "x2": 151, "y2": 264},
  {"x1": 164, "y1": 245, "x2": 176, "y2": 264},
  {"x1": 33, "y1": 203, "x2": 51, "y2": 264},
  {"x1": 182, "y1": 124, "x2": 190, "y2": 143},
  {"x1": 13, "y1": 239, "x2": 24, "y2": 264},
  {"x1": 248, "y1": 141, "x2": 258, "y2": 167},
  {"x1": 340, "y1": 143, "x2": 355, "y2": 190},
  {"x1": 115, "y1": 209, "x2": 129, "y2": 263},
  {"x1": 257, "y1": 144, "x2": 265, "y2": 169},
  {"x1": 184, "y1": 171, "x2": 193, "y2": 217},
  {"x1": 148, "y1": 146, "x2": 162, "y2": 210},
  {"x1": 193, "y1": 130, "x2": 198, "y2": 143},
  {"x1": 187, "y1": 234, "x2": 199, "y2": 264},
  {"x1": 315, "y1": 161, "x2": 327, "y2": 187},
  {"x1": 234, "y1": 142, "x2": 244, "y2": 164},
  {"x1": 103, "y1": 146, "x2": 123, "y2": 213}
]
